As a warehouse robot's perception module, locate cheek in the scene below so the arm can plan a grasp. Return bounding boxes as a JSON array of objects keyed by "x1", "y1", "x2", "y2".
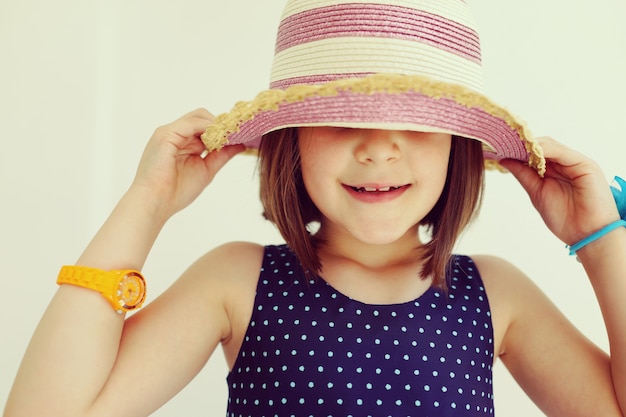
[
  {"x1": 299, "y1": 147, "x2": 344, "y2": 217},
  {"x1": 299, "y1": 137, "x2": 343, "y2": 185},
  {"x1": 410, "y1": 141, "x2": 451, "y2": 197},
  {"x1": 300, "y1": 160, "x2": 334, "y2": 207},
  {"x1": 299, "y1": 148, "x2": 320, "y2": 186},
  {"x1": 413, "y1": 140, "x2": 451, "y2": 172},
  {"x1": 434, "y1": 136, "x2": 452, "y2": 163},
  {"x1": 432, "y1": 137, "x2": 452, "y2": 172},
  {"x1": 438, "y1": 145, "x2": 452, "y2": 178},
  {"x1": 299, "y1": 150, "x2": 325, "y2": 204},
  {"x1": 435, "y1": 151, "x2": 452, "y2": 190},
  {"x1": 298, "y1": 134, "x2": 324, "y2": 176}
]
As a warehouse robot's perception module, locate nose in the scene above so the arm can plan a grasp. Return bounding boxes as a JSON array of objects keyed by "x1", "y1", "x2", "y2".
[{"x1": 354, "y1": 129, "x2": 401, "y2": 164}]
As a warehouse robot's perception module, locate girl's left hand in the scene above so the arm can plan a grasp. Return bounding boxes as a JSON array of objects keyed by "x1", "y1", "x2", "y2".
[{"x1": 499, "y1": 136, "x2": 620, "y2": 246}]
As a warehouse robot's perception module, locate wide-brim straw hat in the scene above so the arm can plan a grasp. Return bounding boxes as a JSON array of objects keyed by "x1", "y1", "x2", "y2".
[{"x1": 201, "y1": 0, "x2": 546, "y2": 175}]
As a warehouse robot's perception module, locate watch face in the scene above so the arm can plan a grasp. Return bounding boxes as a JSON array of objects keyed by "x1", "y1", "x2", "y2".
[{"x1": 116, "y1": 272, "x2": 146, "y2": 310}]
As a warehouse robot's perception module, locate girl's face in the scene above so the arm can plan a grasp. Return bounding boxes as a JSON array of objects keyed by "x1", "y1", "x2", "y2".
[{"x1": 298, "y1": 127, "x2": 451, "y2": 246}]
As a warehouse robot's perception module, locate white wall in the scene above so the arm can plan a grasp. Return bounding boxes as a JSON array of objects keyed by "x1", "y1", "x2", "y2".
[{"x1": 1, "y1": 1, "x2": 625, "y2": 415}]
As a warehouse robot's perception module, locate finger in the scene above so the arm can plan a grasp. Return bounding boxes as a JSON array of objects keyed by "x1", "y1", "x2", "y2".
[
  {"x1": 499, "y1": 158, "x2": 542, "y2": 197},
  {"x1": 159, "y1": 108, "x2": 216, "y2": 139},
  {"x1": 202, "y1": 144, "x2": 246, "y2": 171},
  {"x1": 535, "y1": 136, "x2": 588, "y2": 170},
  {"x1": 165, "y1": 115, "x2": 216, "y2": 143},
  {"x1": 180, "y1": 107, "x2": 215, "y2": 121},
  {"x1": 180, "y1": 135, "x2": 209, "y2": 155}
]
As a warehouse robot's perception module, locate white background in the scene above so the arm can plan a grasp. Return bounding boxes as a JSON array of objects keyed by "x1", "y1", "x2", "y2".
[{"x1": 1, "y1": 1, "x2": 625, "y2": 415}]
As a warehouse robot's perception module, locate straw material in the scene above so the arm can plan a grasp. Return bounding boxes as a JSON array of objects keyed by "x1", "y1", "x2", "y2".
[
  {"x1": 202, "y1": 73, "x2": 545, "y2": 174},
  {"x1": 201, "y1": 0, "x2": 546, "y2": 176}
]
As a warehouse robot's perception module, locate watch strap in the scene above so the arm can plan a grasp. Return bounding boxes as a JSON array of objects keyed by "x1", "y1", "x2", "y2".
[{"x1": 57, "y1": 265, "x2": 119, "y2": 294}]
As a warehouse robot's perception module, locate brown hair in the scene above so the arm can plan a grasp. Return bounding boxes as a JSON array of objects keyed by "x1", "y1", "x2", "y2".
[{"x1": 259, "y1": 128, "x2": 484, "y2": 289}]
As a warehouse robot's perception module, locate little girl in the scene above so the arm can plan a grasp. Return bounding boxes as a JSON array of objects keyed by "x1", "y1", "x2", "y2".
[{"x1": 4, "y1": 1, "x2": 626, "y2": 416}]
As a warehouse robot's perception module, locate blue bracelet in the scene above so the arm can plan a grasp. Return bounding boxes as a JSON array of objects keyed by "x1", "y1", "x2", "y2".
[
  {"x1": 567, "y1": 219, "x2": 626, "y2": 255},
  {"x1": 567, "y1": 176, "x2": 626, "y2": 256}
]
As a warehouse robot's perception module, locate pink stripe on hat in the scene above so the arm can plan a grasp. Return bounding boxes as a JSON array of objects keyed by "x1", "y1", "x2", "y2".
[
  {"x1": 271, "y1": 72, "x2": 375, "y2": 90},
  {"x1": 276, "y1": 3, "x2": 480, "y2": 64},
  {"x1": 202, "y1": 1, "x2": 546, "y2": 175},
  {"x1": 226, "y1": 89, "x2": 527, "y2": 162}
]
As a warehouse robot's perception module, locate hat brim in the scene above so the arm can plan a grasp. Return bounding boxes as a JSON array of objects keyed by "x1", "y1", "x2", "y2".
[{"x1": 202, "y1": 73, "x2": 545, "y2": 175}]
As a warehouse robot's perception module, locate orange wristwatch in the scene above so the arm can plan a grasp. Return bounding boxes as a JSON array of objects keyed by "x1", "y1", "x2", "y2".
[{"x1": 57, "y1": 266, "x2": 146, "y2": 314}]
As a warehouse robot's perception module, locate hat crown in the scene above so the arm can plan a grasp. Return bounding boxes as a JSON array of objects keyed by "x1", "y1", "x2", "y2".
[
  {"x1": 202, "y1": 0, "x2": 545, "y2": 176},
  {"x1": 270, "y1": 0, "x2": 483, "y2": 91}
]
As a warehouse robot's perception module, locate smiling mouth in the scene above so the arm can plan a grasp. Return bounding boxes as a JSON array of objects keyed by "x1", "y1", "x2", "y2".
[{"x1": 349, "y1": 185, "x2": 408, "y2": 193}]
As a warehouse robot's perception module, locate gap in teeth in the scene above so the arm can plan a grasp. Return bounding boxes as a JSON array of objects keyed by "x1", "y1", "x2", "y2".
[{"x1": 354, "y1": 186, "x2": 400, "y2": 193}]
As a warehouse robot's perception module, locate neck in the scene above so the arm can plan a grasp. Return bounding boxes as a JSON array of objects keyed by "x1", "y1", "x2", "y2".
[
  {"x1": 316, "y1": 223, "x2": 425, "y2": 270},
  {"x1": 313, "y1": 224, "x2": 432, "y2": 305}
]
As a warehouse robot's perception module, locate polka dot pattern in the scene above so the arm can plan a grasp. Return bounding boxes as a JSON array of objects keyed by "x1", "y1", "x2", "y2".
[{"x1": 227, "y1": 245, "x2": 494, "y2": 416}]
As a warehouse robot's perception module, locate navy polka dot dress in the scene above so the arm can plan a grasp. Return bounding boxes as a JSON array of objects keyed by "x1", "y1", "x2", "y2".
[{"x1": 227, "y1": 245, "x2": 494, "y2": 416}]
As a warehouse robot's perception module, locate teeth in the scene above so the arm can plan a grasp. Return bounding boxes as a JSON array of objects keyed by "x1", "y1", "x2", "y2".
[{"x1": 355, "y1": 186, "x2": 400, "y2": 193}]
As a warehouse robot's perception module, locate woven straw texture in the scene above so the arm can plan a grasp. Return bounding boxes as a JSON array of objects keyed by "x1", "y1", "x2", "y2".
[{"x1": 202, "y1": 0, "x2": 545, "y2": 175}]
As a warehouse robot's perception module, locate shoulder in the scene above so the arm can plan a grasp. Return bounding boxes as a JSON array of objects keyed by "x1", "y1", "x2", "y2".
[
  {"x1": 179, "y1": 241, "x2": 265, "y2": 341},
  {"x1": 195, "y1": 241, "x2": 266, "y2": 272},
  {"x1": 451, "y1": 254, "x2": 536, "y2": 306},
  {"x1": 175, "y1": 241, "x2": 266, "y2": 308},
  {"x1": 469, "y1": 254, "x2": 538, "y2": 298},
  {"x1": 188, "y1": 241, "x2": 266, "y2": 297},
  {"x1": 468, "y1": 254, "x2": 576, "y2": 355},
  {"x1": 191, "y1": 242, "x2": 270, "y2": 364},
  {"x1": 167, "y1": 240, "x2": 265, "y2": 299},
  {"x1": 468, "y1": 254, "x2": 545, "y2": 314},
  {"x1": 467, "y1": 254, "x2": 552, "y2": 356}
]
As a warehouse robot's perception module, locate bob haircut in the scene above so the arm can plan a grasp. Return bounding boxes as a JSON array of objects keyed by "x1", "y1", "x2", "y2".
[{"x1": 259, "y1": 128, "x2": 485, "y2": 289}]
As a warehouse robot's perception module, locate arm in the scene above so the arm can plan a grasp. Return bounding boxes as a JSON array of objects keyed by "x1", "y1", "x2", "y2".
[
  {"x1": 476, "y1": 254, "x2": 622, "y2": 417},
  {"x1": 576, "y1": 222, "x2": 626, "y2": 410},
  {"x1": 3, "y1": 109, "x2": 245, "y2": 417},
  {"x1": 499, "y1": 137, "x2": 626, "y2": 415}
]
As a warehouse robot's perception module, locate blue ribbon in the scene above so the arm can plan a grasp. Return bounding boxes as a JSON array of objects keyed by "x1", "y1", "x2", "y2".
[{"x1": 610, "y1": 176, "x2": 626, "y2": 220}]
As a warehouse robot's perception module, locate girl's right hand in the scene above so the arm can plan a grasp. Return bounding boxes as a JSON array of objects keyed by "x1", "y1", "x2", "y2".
[{"x1": 131, "y1": 108, "x2": 245, "y2": 221}]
